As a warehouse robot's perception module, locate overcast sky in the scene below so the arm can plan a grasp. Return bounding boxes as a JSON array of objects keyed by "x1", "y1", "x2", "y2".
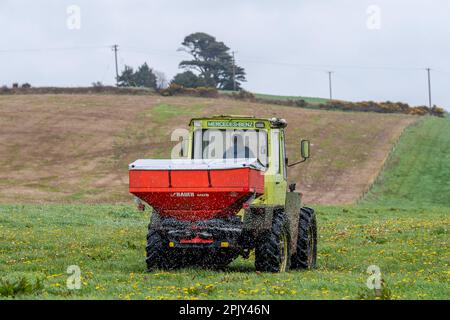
[{"x1": 1, "y1": 0, "x2": 449, "y2": 109}]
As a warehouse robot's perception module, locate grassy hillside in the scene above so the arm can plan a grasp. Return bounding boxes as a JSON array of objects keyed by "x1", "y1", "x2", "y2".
[
  {"x1": 0, "y1": 204, "x2": 448, "y2": 300},
  {"x1": 0, "y1": 94, "x2": 416, "y2": 205},
  {"x1": 363, "y1": 116, "x2": 450, "y2": 207}
]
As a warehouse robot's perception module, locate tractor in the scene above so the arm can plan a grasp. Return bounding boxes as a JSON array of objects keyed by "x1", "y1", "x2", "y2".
[{"x1": 129, "y1": 116, "x2": 317, "y2": 272}]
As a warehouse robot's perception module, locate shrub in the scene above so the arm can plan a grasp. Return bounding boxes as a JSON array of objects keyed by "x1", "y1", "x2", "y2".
[
  {"x1": 294, "y1": 99, "x2": 307, "y2": 108},
  {"x1": 159, "y1": 84, "x2": 218, "y2": 98},
  {"x1": 314, "y1": 100, "x2": 445, "y2": 117},
  {"x1": 431, "y1": 105, "x2": 446, "y2": 118},
  {"x1": 191, "y1": 86, "x2": 219, "y2": 98},
  {"x1": 21, "y1": 83, "x2": 31, "y2": 88},
  {"x1": 171, "y1": 71, "x2": 205, "y2": 88},
  {"x1": 230, "y1": 90, "x2": 255, "y2": 101},
  {"x1": 408, "y1": 106, "x2": 429, "y2": 116}
]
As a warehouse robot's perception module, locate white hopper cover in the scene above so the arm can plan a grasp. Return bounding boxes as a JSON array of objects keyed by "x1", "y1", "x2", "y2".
[{"x1": 129, "y1": 158, "x2": 265, "y2": 171}]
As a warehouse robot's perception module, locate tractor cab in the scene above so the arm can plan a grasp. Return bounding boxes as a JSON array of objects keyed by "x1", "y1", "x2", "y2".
[{"x1": 185, "y1": 116, "x2": 310, "y2": 206}]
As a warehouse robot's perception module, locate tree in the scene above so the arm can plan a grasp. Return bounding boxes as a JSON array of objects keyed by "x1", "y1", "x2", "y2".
[
  {"x1": 218, "y1": 64, "x2": 246, "y2": 91},
  {"x1": 178, "y1": 32, "x2": 246, "y2": 90},
  {"x1": 91, "y1": 81, "x2": 103, "y2": 88},
  {"x1": 117, "y1": 63, "x2": 157, "y2": 88},
  {"x1": 117, "y1": 65, "x2": 136, "y2": 87},
  {"x1": 134, "y1": 63, "x2": 157, "y2": 88},
  {"x1": 171, "y1": 71, "x2": 205, "y2": 88}
]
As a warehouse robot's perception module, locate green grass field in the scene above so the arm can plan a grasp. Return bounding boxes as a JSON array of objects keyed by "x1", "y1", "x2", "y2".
[
  {"x1": 0, "y1": 204, "x2": 448, "y2": 300},
  {"x1": 364, "y1": 116, "x2": 450, "y2": 207},
  {"x1": 0, "y1": 115, "x2": 448, "y2": 300}
]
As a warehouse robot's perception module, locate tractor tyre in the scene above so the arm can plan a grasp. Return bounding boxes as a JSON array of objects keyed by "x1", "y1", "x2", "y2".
[
  {"x1": 290, "y1": 207, "x2": 317, "y2": 270},
  {"x1": 146, "y1": 228, "x2": 178, "y2": 271},
  {"x1": 255, "y1": 211, "x2": 291, "y2": 272}
]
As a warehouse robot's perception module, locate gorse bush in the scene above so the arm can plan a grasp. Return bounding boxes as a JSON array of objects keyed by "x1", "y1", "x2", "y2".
[
  {"x1": 317, "y1": 100, "x2": 445, "y2": 117},
  {"x1": 430, "y1": 106, "x2": 446, "y2": 117},
  {"x1": 227, "y1": 91, "x2": 446, "y2": 117},
  {"x1": 159, "y1": 84, "x2": 218, "y2": 98}
]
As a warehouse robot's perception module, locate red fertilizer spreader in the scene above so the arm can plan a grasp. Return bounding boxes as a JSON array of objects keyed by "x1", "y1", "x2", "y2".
[{"x1": 129, "y1": 159, "x2": 264, "y2": 221}]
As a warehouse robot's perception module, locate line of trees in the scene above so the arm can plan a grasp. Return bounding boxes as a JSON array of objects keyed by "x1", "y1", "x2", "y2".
[{"x1": 115, "y1": 32, "x2": 246, "y2": 91}]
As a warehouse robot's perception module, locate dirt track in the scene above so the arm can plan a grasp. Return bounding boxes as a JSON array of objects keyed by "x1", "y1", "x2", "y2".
[{"x1": 0, "y1": 94, "x2": 417, "y2": 205}]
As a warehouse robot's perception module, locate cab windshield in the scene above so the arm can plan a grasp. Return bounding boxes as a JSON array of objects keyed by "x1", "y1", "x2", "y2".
[{"x1": 192, "y1": 129, "x2": 268, "y2": 167}]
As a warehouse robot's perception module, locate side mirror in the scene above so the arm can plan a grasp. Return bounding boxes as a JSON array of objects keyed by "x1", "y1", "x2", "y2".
[
  {"x1": 301, "y1": 140, "x2": 310, "y2": 159},
  {"x1": 288, "y1": 139, "x2": 311, "y2": 167}
]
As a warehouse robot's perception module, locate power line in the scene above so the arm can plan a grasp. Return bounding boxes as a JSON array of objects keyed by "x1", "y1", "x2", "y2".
[
  {"x1": 0, "y1": 45, "x2": 447, "y2": 75},
  {"x1": 239, "y1": 58, "x2": 326, "y2": 71},
  {"x1": 121, "y1": 46, "x2": 184, "y2": 58},
  {"x1": 0, "y1": 45, "x2": 110, "y2": 53},
  {"x1": 433, "y1": 69, "x2": 450, "y2": 77},
  {"x1": 238, "y1": 56, "x2": 427, "y2": 72}
]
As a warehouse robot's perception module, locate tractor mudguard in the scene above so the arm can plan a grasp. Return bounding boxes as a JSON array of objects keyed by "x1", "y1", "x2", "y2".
[
  {"x1": 285, "y1": 192, "x2": 302, "y2": 254},
  {"x1": 243, "y1": 205, "x2": 276, "y2": 234}
]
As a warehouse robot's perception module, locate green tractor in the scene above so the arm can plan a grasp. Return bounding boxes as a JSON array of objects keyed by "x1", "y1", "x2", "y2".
[{"x1": 129, "y1": 115, "x2": 317, "y2": 272}]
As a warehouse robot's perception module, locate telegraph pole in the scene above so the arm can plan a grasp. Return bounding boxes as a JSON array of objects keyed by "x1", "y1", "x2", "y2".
[
  {"x1": 112, "y1": 44, "x2": 119, "y2": 86},
  {"x1": 232, "y1": 51, "x2": 236, "y2": 92},
  {"x1": 426, "y1": 68, "x2": 432, "y2": 108},
  {"x1": 327, "y1": 71, "x2": 333, "y2": 100}
]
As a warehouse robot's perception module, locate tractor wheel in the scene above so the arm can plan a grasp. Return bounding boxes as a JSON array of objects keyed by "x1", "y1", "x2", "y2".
[
  {"x1": 146, "y1": 228, "x2": 178, "y2": 271},
  {"x1": 291, "y1": 207, "x2": 317, "y2": 270},
  {"x1": 255, "y1": 212, "x2": 291, "y2": 272}
]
